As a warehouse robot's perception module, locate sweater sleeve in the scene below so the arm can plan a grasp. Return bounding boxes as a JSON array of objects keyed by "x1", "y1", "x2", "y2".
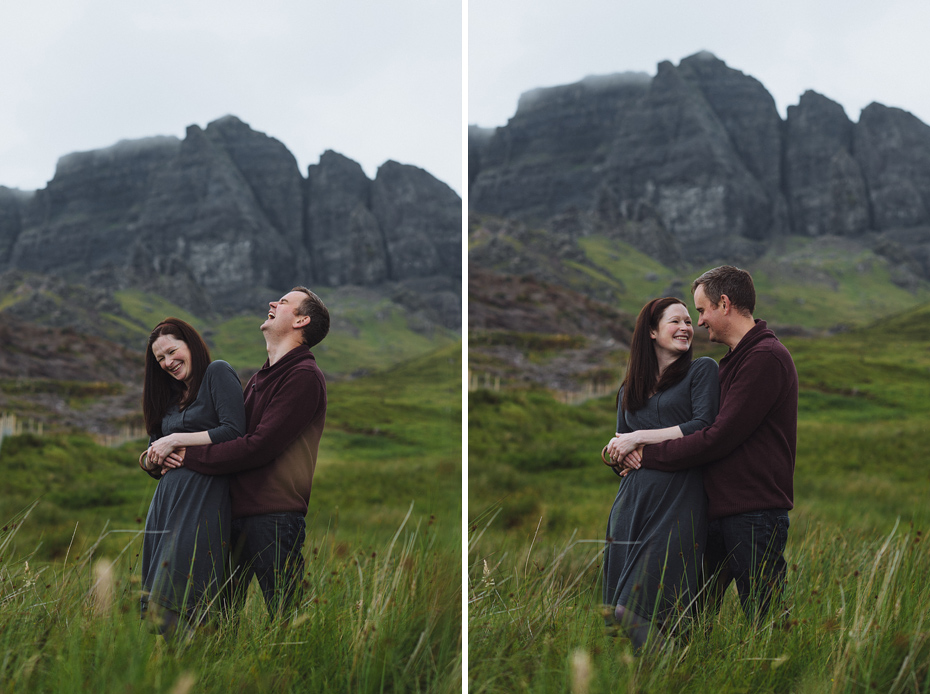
[
  {"x1": 678, "y1": 357, "x2": 720, "y2": 436},
  {"x1": 183, "y1": 367, "x2": 325, "y2": 476},
  {"x1": 642, "y1": 350, "x2": 790, "y2": 471},
  {"x1": 203, "y1": 361, "x2": 247, "y2": 443}
]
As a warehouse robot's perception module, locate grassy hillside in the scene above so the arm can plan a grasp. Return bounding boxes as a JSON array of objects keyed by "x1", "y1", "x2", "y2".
[
  {"x1": 0, "y1": 342, "x2": 462, "y2": 692},
  {"x1": 0, "y1": 279, "x2": 458, "y2": 439},
  {"x1": 0, "y1": 275, "x2": 457, "y2": 379},
  {"x1": 0, "y1": 341, "x2": 462, "y2": 560},
  {"x1": 470, "y1": 215, "x2": 930, "y2": 395},
  {"x1": 468, "y1": 307, "x2": 930, "y2": 692},
  {"x1": 114, "y1": 287, "x2": 458, "y2": 376},
  {"x1": 469, "y1": 304, "x2": 930, "y2": 533},
  {"x1": 471, "y1": 214, "x2": 930, "y2": 335},
  {"x1": 575, "y1": 234, "x2": 930, "y2": 333}
]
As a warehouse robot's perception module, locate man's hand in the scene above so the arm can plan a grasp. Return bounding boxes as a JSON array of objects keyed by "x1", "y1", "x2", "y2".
[
  {"x1": 161, "y1": 447, "x2": 187, "y2": 471},
  {"x1": 619, "y1": 446, "x2": 643, "y2": 470}
]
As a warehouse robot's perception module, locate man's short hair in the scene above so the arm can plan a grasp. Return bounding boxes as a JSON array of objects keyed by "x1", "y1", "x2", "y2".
[
  {"x1": 291, "y1": 286, "x2": 330, "y2": 348},
  {"x1": 691, "y1": 265, "x2": 756, "y2": 315}
]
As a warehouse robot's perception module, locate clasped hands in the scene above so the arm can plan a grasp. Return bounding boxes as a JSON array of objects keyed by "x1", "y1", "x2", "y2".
[
  {"x1": 603, "y1": 432, "x2": 644, "y2": 476},
  {"x1": 140, "y1": 434, "x2": 187, "y2": 476}
]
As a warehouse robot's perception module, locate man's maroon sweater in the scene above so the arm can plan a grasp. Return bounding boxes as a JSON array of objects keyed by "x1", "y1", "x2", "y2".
[
  {"x1": 641, "y1": 320, "x2": 797, "y2": 520},
  {"x1": 183, "y1": 345, "x2": 326, "y2": 519}
]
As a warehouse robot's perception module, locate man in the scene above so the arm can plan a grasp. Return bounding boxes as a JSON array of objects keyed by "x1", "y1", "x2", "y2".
[
  {"x1": 167, "y1": 286, "x2": 329, "y2": 616},
  {"x1": 621, "y1": 266, "x2": 798, "y2": 623}
]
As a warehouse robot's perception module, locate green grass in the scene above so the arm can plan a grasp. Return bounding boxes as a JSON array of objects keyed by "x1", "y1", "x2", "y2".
[
  {"x1": 468, "y1": 305, "x2": 930, "y2": 692},
  {"x1": 0, "y1": 380, "x2": 125, "y2": 411},
  {"x1": 312, "y1": 295, "x2": 458, "y2": 377},
  {"x1": 571, "y1": 234, "x2": 930, "y2": 333},
  {"x1": 749, "y1": 239, "x2": 930, "y2": 330},
  {"x1": 109, "y1": 288, "x2": 458, "y2": 376},
  {"x1": 0, "y1": 506, "x2": 460, "y2": 693},
  {"x1": 0, "y1": 343, "x2": 462, "y2": 692},
  {"x1": 113, "y1": 290, "x2": 200, "y2": 334},
  {"x1": 469, "y1": 519, "x2": 930, "y2": 693},
  {"x1": 576, "y1": 237, "x2": 675, "y2": 315}
]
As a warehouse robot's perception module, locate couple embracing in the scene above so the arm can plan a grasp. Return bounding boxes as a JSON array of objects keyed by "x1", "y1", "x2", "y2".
[
  {"x1": 138, "y1": 287, "x2": 329, "y2": 639},
  {"x1": 603, "y1": 266, "x2": 798, "y2": 650}
]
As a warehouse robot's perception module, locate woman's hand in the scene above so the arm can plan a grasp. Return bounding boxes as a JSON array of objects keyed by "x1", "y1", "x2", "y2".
[
  {"x1": 147, "y1": 434, "x2": 180, "y2": 467},
  {"x1": 606, "y1": 432, "x2": 641, "y2": 462}
]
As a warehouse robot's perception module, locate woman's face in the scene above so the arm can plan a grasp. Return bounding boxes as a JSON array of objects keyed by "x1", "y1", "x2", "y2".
[
  {"x1": 152, "y1": 335, "x2": 193, "y2": 385},
  {"x1": 650, "y1": 303, "x2": 693, "y2": 358}
]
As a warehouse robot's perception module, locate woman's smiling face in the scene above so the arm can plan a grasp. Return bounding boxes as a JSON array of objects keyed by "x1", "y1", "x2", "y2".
[
  {"x1": 650, "y1": 302, "x2": 693, "y2": 358},
  {"x1": 151, "y1": 334, "x2": 193, "y2": 385}
]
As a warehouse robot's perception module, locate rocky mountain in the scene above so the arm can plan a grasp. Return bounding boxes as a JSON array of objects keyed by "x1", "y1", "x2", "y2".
[
  {"x1": 0, "y1": 116, "x2": 461, "y2": 327},
  {"x1": 469, "y1": 51, "x2": 930, "y2": 277}
]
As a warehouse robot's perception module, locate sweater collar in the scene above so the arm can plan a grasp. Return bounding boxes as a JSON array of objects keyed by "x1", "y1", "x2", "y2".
[
  {"x1": 722, "y1": 319, "x2": 774, "y2": 360},
  {"x1": 259, "y1": 344, "x2": 314, "y2": 373}
]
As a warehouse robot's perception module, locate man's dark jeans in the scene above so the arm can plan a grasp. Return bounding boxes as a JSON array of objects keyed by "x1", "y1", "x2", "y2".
[
  {"x1": 226, "y1": 512, "x2": 306, "y2": 617},
  {"x1": 703, "y1": 509, "x2": 790, "y2": 623}
]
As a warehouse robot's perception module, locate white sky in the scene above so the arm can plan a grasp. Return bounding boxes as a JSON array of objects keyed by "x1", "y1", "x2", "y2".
[
  {"x1": 0, "y1": 0, "x2": 463, "y2": 193},
  {"x1": 468, "y1": 0, "x2": 930, "y2": 134}
]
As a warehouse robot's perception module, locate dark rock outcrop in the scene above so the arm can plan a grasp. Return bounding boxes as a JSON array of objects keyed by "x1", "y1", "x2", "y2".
[
  {"x1": 1, "y1": 116, "x2": 461, "y2": 324},
  {"x1": 784, "y1": 91, "x2": 870, "y2": 237},
  {"x1": 469, "y1": 52, "x2": 930, "y2": 278},
  {"x1": 372, "y1": 160, "x2": 462, "y2": 280},
  {"x1": 854, "y1": 103, "x2": 930, "y2": 230},
  {"x1": 305, "y1": 150, "x2": 387, "y2": 287},
  {"x1": 0, "y1": 187, "x2": 30, "y2": 264}
]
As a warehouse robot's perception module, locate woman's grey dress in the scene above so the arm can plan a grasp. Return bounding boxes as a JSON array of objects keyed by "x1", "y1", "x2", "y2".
[
  {"x1": 141, "y1": 360, "x2": 246, "y2": 622},
  {"x1": 603, "y1": 357, "x2": 719, "y2": 626}
]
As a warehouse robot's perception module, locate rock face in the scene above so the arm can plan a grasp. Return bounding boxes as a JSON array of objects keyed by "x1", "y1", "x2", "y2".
[
  {"x1": 854, "y1": 103, "x2": 930, "y2": 229},
  {"x1": 784, "y1": 91, "x2": 870, "y2": 237},
  {"x1": 469, "y1": 52, "x2": 930, "y2": 273},
  {"x1": 0, "y1": 116, "x2": 461, "y2": 324}
]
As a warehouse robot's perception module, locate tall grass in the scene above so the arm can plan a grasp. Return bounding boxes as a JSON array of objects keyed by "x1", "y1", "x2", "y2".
[
  {"x1": 0, "y1": 502, "x2": 461, "y2": 693},
  {"x1": 468, "y1": 514, "x2": 930, "y2": 693},
  {"x1": 468, "y1": 306, "x2": 930, "y2": 691},
  {"x1": 0, "y1": 342, "x2": 462, "y2": 691}
]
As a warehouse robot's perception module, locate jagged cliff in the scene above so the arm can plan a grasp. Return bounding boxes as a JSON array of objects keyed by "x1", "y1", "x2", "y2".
[
  {"x1": 469, "y1": 52, "x2": 930, "y2": 276},
  {"x1": 0, "y1": 116, "x2": 461, "y2": 326}
]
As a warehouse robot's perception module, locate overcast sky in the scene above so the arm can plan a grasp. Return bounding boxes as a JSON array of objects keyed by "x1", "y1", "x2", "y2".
[
  {"x1": 469, "y1": 0, "x2": 930, "y2": 134},
  {"x1": 0, "y1": 0, "x2": 462, "y2": 194}
]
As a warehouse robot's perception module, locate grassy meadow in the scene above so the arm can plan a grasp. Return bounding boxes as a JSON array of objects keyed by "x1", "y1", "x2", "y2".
[
  {"x1": 0, "y1": 343, "x2": 462, "y2": 693},
  {"x1": 468, "y1": 305, "x2": 930, "y2": 692},
  {"x1": 111, "y1": 287, "x2": 459, "y2": 377},
  {"x1": 570, "y1": 235, "x2": 930, "y2": 331}
]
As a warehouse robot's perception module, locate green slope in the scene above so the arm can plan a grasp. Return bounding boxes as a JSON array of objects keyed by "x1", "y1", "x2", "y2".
[
  {"x1": 575, "y1": 235, "x2": 930, "y2": 332},
  {"x1": 469, "y1": 304, "x2": 930, "y2": 535},
  {"x1": 0, "y1": 341, "x2": 462, "y2": 561},
  {"x1": 112, "y1": 287, "x2": 458, "y2": 375}
]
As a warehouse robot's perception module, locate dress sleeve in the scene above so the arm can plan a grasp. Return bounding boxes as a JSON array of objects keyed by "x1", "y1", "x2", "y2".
[
  {"x1": 678, "y1": 357, "x2": 720, "y2": 436},
  {"x1": 615, "y1": 386, "x2": 631, "y2": 434},
  {"x1": 141, "y1": 434, "x2": 160, "y2": 480},
  {"x1": 203, "y1": 361, "x2": 247, "y2": 443}
]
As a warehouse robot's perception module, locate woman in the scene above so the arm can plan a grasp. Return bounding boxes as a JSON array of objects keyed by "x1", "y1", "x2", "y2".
[
  {"x1": 138, "y1": 318, "x2": 246, "y2": 637},
  {"x1": 602, "y1": 297, "x2": 719, "y2": 651}
]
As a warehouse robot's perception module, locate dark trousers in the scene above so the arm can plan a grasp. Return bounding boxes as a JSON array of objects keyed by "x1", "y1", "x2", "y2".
[
  {"x1": 703, "y1": 509, "x2": 790, "y2": 623},
  {"x1": 226, "y1": 512, "x2": 306, "y2": 617}
]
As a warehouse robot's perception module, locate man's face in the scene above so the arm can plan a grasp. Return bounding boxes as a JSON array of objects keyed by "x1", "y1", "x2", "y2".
[
  {"x1": 693, "y1": 285, "x2": 725, "y2": 344},
  {"x1": 261, "y1": 290, "x2": 307, "y2": 336}
]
